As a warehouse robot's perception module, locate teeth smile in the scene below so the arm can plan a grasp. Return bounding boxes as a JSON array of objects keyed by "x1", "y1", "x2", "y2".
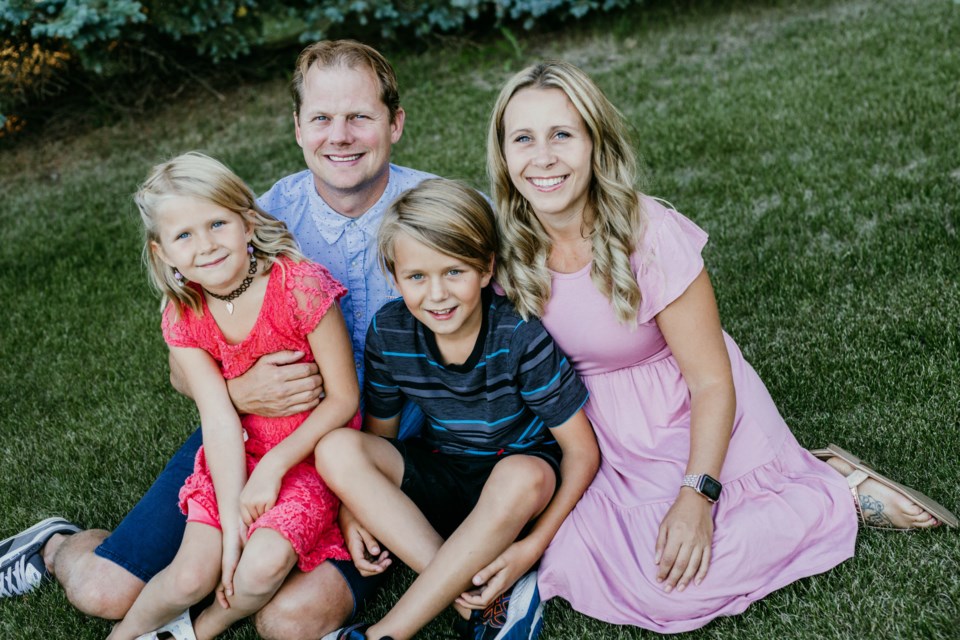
[
  {"x1": 530, "y1": 176, "x2": 565, "y2": 188},
  {"x1": 430, "y1": 308, "x2": 454, "y2": 314},
  {"x1": 329, "y1": 154, "x2": 361, "y2": 162}
]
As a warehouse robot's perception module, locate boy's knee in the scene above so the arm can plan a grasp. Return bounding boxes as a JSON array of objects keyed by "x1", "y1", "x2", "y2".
[
  {"x1": 485, "y1": 456, "x2": 555, "y2": 516},
  {"x1": 315, "y1": 428, "x2": 365, "y2": 482}
]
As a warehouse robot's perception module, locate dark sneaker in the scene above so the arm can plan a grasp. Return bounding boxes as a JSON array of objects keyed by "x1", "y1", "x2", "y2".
[
  {"x1": 0, "y1": 517, "x2": 80, "y2": 597},
  {"x1": 455, "y1": 570, "x2": 542, "y2": 640}
]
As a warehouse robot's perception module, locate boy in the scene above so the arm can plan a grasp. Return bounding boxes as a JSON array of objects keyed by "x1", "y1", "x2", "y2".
[{"x1": 316, "y1": 179, "x2": 600, "y2": 640}]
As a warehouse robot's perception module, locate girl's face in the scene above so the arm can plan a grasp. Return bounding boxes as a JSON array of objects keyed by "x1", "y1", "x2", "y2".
[
  {"x1": 501, "y1": 87, "x2": 594, "y2": 226},
  {"x1": 151, "y1": 196, "x2": 253, "y2": 295},
  {"x1": 391, "y1": 231, "x2": 493, "y2": 352}
]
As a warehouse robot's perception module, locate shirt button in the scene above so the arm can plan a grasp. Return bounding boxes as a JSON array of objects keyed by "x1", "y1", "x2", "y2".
[{"x1": 355, "y1": 311, "x2": 362, "y2": 319}]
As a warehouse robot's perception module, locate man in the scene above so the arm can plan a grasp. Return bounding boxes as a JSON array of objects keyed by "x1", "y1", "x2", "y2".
[{"x1": 0, "y1": 40, "x2": 435, "y2": 639}]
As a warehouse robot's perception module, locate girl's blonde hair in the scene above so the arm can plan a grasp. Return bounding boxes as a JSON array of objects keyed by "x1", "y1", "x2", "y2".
[
  {"x1": 136, "y1": 151, "x2": 304, "y2": 316},
  {"x1": 487, "y1": 60, "x2": 646, "y2": 325},
  {"x1": 378, "y1": 178, "x2": 497, "y2": 278}
]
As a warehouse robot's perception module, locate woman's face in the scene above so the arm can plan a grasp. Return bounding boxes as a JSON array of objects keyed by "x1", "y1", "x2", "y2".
[{"x1": 501, "y1": 87, "x2": 593, "y2": 225}]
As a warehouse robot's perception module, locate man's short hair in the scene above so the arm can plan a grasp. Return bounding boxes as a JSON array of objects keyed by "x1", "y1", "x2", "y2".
[{"x1": 291, "y1": 39, "x2": 401, "y2": 122}]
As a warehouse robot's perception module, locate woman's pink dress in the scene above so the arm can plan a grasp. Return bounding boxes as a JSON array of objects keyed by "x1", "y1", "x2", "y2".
[
  {"x1": 537, "y1": 198, "x2": 858, "y2": 633},
  {"x1": 162, "y1": 257, "x2": 357, "y2": 571}
]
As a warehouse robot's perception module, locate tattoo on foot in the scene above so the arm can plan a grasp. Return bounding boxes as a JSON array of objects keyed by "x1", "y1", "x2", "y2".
[{"x1": 859, "y1": 494, "x2": 895, "y2": 528}]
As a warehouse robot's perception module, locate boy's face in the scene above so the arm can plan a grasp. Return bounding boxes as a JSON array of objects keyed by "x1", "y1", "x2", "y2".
[{"x1": 391, "y1": 232, "x2": 492, "y2": 353}]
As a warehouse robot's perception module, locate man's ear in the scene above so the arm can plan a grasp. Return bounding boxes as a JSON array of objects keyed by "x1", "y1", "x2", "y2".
[
  {"x1": 390, "y1": 107, "x2": 406, "y2": 144},
  {"x1": 294, "y1": 111, "x2": 303, "y2": 148}
]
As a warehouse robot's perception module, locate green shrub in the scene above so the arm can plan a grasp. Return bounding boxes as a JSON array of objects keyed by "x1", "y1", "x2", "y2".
[{"x1": 0, "y1": 0, "x2": 642, "y2": 137}]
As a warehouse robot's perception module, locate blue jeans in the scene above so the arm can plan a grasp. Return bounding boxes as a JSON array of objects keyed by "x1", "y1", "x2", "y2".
[{"x1": 94, "y1": 427, "x2": 201, "y2": 581}]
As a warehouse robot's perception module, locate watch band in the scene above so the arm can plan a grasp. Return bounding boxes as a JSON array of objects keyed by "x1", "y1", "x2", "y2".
[{"x1": 681, "y1": 473, "x2": 722, "y2": 503}]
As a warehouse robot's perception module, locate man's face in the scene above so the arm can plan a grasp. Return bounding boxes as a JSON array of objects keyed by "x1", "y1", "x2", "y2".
[{"x1": 294, "y1": 64, "x2": 405, "y2": 214}]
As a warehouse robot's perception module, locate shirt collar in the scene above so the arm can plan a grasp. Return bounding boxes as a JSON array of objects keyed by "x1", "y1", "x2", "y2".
[{"x1": 308, "y1": 165, "x2": 401, "y2": 245}]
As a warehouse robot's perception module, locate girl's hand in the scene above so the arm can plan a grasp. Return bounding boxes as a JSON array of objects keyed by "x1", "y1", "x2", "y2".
[
  {"x1": 655, "y1": 490, "x2": 714, "y2": 592},
  {"x1": 217, "y1": 524, "x2": 246, "y2": 609},
  {"x1": 240, "y1": 464, "x2": 282, "y2": 526},
  {"x1": 339, "y1": 505, "x2": 391, "y2": 577},
  {"x1": 456, "y1": 539, "x2": 541, "y2": 610}
]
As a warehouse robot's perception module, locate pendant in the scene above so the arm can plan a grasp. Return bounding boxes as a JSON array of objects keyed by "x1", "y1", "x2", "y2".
[{"x1": 225, "y1": 302, "x2": 234, "y2": 315}]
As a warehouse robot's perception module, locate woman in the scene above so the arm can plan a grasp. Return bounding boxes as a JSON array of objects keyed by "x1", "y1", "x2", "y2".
[{"x1": 482, "y1": 60, "x2": 957, "y2": 633}]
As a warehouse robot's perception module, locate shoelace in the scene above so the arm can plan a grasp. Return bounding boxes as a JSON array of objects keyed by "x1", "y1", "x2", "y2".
[{"x1": 0, "y1": 555, "x2": 43, "y2": 597}]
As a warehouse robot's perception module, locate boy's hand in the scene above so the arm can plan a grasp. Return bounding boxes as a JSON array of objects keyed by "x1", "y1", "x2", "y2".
[
  {"x1": 456, "y1": 539, "x2": 540, "y2": 610},
  {"x1": 240, "y1": 464, "x2": 282, "y2": 526},
  {"x1": 340, "y1": 505, "x2": 391, "y2": 577}
]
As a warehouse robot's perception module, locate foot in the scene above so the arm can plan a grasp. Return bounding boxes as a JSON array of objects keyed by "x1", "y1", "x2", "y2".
[
  {"x1": 455, "y1": 571, "x2": 542, "y2": 640},
  {"x1": 0, "y1": 517, "x2": 81, "y2": 596},
  {"x1": 824, "y1": 457, "x2": 938, "y2": 529}
]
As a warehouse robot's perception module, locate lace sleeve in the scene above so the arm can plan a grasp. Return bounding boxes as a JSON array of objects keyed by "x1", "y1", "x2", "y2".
[
  {"x1": 283, "y1": 259, "x2": 348, "y2": 336},
  {"x1": 161, "y1": 300, "x2": 202, "y2": 348}
]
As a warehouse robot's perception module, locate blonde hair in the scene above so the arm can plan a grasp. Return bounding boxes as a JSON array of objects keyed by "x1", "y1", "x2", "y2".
[
  {"x1": 136, "y1": 151, "x2": 304, "y2": 316},
  {"x1": 487, "y1": 60, "x2": 646, "y2": 325},
  {"x1": 291, "y1": 39, "x2": 401, "y2": 122},
  {"x1": 378, "y1": 178, "x2": 497, "y2": 278}
]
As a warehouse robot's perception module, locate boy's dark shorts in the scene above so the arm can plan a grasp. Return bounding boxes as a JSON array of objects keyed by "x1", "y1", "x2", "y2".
[{"x1": 388, "y1": 437, "x2": 562, "y2": 539}]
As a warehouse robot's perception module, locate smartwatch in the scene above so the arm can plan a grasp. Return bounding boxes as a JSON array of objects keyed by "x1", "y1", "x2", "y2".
[{"x1": 681, "y1": 473, "x2": 722, "y2": 503}]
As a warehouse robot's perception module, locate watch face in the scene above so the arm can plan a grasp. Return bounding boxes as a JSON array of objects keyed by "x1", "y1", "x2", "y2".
[{"x1": 700, "y1": 475, "x2": 722, "y2": 502}]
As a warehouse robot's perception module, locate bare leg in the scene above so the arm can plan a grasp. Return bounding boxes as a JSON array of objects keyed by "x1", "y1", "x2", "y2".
[
  {"x1": 46, "y1": 529, "x2": 146, "y2": 620},
  {"x1": 317, "y1": 431, "x2": 555, "y2": 640},
  {"x1": 367, "y1": 456, "x2": 554, "y2": 640},
  {"x1": 823, "y1": 457, "x2": 938, "y2": 529},
  {"x1": 193, "y1": 528, "x2": 298, "y2": 640},
  {"x1": 107, "y1": 523, "x2": 221, "y2": 640},
  {"x1": 254, "y1": 563, "x2": 354, "y2": 640}
]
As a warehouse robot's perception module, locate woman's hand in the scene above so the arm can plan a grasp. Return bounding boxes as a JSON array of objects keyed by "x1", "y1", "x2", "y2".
[
  {"x1": 240, "y1": 463, "x2": 282, "y2": 526},
  {"x1": 456, "y1": 539, "x2": 541, "y2": 610},
  {"x1": 655, "y1": 489, "x2": 715, "y2": 593},
  {"x1": 339, "y1": 505, "x2": 391, "y2": 577}
]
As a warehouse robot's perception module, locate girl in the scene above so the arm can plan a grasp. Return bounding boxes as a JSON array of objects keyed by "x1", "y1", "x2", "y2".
[
  {"x1": 110, "y1": 152, "x2": 360, "y2": 640},
  {"x1": 483, "y1": 61, "x2": 958, "y2": 633}
]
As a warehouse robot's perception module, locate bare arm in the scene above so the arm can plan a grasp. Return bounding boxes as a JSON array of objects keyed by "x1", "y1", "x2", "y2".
[
  {"x1": 460, "y1": 408, "x2": 600, "y2": 607},
  {"x1": 653, "y1": 267, "x2": 735, "y2": 592},
  {"x1": 169, "y1": 345, "x2": 248, "y2": 597},
  {"x1": 170, "y1": 348, "x2": 324, "y2": 418},
  {"x1": 239, "y1": 304, "x2": 360, "y2": 525}
]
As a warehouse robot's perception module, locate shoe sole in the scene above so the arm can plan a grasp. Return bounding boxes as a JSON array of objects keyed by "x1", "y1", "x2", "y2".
[
  {"x1": 492, "y1": 572, "x2": 540, "y2": 640},
  {"x1": 0, "y1": 518, "x2": 80, "y2": 568}
]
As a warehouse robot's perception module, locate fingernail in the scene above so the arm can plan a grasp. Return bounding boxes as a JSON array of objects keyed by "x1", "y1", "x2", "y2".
[
  {"x1": 678, "y1": 584, "x2": 686, "y2": 592},
  {"x1": 656, "y1": 577, "x2": 663, "y2": 583},
  {"x1": 664, "y1": 585, "x2": 673, "y2": 593}
]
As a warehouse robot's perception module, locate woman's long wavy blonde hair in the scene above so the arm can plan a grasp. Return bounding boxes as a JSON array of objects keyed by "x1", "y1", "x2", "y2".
[
  {"x1": 487, "y1": 60, "x2": 646, "y2": 325},
  {"x1": 136, "y1": 151, "x2": 304, "y2": 316}
]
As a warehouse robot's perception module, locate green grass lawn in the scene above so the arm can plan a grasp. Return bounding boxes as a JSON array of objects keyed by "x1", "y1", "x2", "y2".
[{"x1": 1, "y1": 0, "x2": 958, "y2": 638}]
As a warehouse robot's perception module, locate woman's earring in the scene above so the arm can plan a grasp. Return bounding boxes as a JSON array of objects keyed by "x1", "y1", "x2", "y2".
[
  {"x1": 247, "y1": 243, "x2": 256, "y2": 264},
  {"x1": 174, "y1": 269, "x2": 185, "y2": 286}
]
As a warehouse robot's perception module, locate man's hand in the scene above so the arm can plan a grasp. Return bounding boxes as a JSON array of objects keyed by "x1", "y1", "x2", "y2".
[{"x1": 226, "y1": 350, "x2": 324, "y2": 417}]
